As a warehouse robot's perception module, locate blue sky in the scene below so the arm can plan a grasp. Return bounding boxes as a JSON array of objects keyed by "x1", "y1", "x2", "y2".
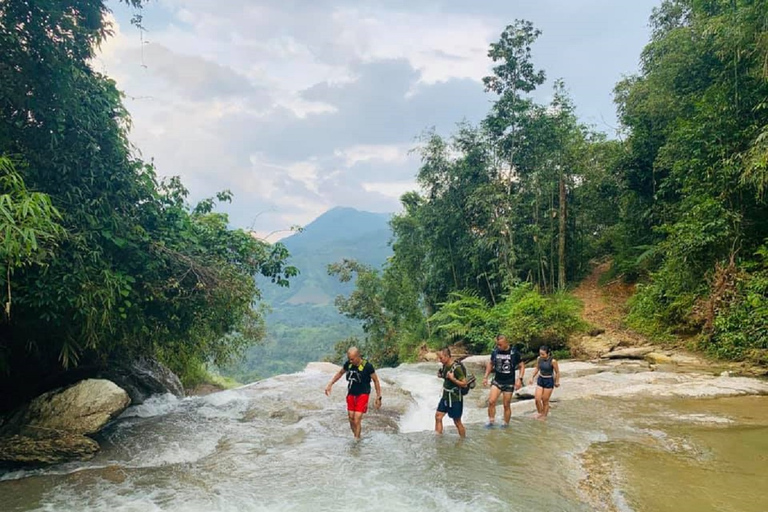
[{"x1": 98, "y1": 0, "x2": 660, "y2": 239}]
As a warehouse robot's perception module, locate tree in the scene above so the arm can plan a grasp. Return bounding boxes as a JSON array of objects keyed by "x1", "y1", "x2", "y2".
[{"x1": 0, "y1": 1, "x2": 297, "y2": 410}]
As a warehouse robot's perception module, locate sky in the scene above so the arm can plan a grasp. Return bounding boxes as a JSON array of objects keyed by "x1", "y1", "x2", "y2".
[{"x1": 97, "y1": 0, "x2": 661, "y2": 240}]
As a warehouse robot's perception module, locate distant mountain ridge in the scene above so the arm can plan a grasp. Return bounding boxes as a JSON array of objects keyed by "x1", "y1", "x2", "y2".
[
  {"x1": 261, "y1": 207, "x2": 393, "y2": 306},
  {"x1": 223, "y1": 207, "x2": 394, "y2": 382}
]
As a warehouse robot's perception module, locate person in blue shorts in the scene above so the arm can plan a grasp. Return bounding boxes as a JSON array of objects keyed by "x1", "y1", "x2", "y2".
[
  {"x1": 435, "y1": 347, "x2": 467, "y2": 438},
  {"x1": 528, "y1": 345, "x2": 560, "y2": 420}
]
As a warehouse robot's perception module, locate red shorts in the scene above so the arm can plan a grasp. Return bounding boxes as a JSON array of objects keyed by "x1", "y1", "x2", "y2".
[{"x1": 346, "y1": 394, "x2": 370, "y2": 413}]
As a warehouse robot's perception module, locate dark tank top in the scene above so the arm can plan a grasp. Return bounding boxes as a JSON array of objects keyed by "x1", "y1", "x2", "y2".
[{"x1": 538, "y1": 357, "x2": 554, "y2": 377}]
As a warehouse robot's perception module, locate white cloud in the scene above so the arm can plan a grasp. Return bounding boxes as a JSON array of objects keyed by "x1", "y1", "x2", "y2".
[
  {"x1": 337, "y1": 144, "x2": 410, "y2": 167},
  {"x1": 97, "y1": 0, "x2": 659, "y2": 234},
  {"x1": 362, "y1": 180, "x2": 416, "y2": 200}
]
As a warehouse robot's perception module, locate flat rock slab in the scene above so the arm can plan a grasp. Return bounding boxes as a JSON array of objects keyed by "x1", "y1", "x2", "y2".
[
  {"x1": 304, "y1": 362, "x2": 342, "y2": 374},
  {"x1": 601, "y1": 347, "x2": 655, "y2": 359},
  {"x1": 645, "y1": 352, "x2": 675, "y2": 365},
  {"x1": 0, "y1": 432, "x2": 99, "y2": 465}
]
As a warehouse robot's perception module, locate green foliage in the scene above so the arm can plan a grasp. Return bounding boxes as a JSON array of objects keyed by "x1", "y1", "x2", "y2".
[
  {"x1": 0, "y1": 157, "x2": 64, "y2": 319},
  {"x1": 180, "y1": 362, "x2": 242, "y2": 390},
  {"x1": 428, "y1": 291, "x2": 497, "y2": 351},
  {"x1": 705, "y1": 247, "x2": 768, "y2": 363},
  {"x1": 0, "y1": 1, "x2": 296, "y2": 406},
  {"x1": 428, "y1": 286, "x2": 584, "y2": 353},
  {"x1": 496, "y1": 287, "x2": 585, "y2": 351},
  {"x1": 220, "y1": 304, "x2": 363, "y2": 382},
  {"x1": 618, "y1": 0, "x2": 768, "y2": 341}
]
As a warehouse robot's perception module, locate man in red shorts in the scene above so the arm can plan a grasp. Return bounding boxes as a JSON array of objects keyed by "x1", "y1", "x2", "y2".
[{"x1": 325, "y1": 347, "x2": 382, "y2": 439}]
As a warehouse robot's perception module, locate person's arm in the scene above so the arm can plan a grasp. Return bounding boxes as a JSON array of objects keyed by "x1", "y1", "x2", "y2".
[
  {"x1": 447, "y1": 367, "x2": 467, "y2": 388},
  {"x1": 515, "y1": 358, "x2": 525, "y2": 390},
  {"x1": 483, "y1": 356, "x2": 493, "y2": 386},
  {"x1": 325, "y1": 367, "x2": 345, "y2": 396},
  {"x1": 553, "y1": 359, "x2": 560, "y2": 388},
  {"x1": 371, "y1": 370, "x2": 383, "y2": 409},
  {"x1": 528, "y1": 358, "x2": 540, "y2": 386}
]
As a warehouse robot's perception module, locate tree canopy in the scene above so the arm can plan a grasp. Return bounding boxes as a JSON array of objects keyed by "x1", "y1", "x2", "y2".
[{"x1": 0, "y1": 0, "x2": 296, "y2": 411}]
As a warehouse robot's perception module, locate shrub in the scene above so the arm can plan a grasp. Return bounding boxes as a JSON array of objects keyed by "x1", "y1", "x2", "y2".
[
  {"x1": 427, "y1": 284, "x2": 585, "y2": 354},
  {"x1": 706, "y1": 267, "x2": 768, "y2": 363}
]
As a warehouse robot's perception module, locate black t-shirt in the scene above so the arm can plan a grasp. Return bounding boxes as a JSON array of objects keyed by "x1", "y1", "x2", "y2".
[
  {"x1": 491, "y1": 347, "x2": 521, "y2": 384},
  {"x1": 343, "y1": 360, "x2": 375, "y2": 396}
]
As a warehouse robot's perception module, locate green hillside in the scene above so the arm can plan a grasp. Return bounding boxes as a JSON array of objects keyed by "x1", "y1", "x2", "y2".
[
  {"x1": 220, "y1": 207, "x2": 393, "y2": 382},
  {"x1": 261, "y1": 207, "x2": 392, "y2": 306}
]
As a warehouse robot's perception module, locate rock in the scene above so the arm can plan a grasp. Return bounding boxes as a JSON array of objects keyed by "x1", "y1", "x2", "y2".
[
  {"x1": 670, "y1": 353, "x2": 708, "y2": 366},
  {"x1": 304, "y1": 362, "x2": 341, "y2": 374},
  {"x1": 186, "y1": 383, "x2": 226, "y2": 397},
  {"x1": 601, "y1": 347, "x2": 655, "y2": 360},
  {"x1": 645, "y1": 352, "x2": 675, "y2": 365},
  {"x1": 0, "y1": 431, "x2": 99, "y2": 465},
  {"x1": 97, "y1": 357, "x2": 184, "y2": 404},
  {"x1": 514, "y1": 387, "x2": 535, "y2": 400},
  {"x1": 2, "y1": 379, "x2": 130, "y2": 437},
  {"x1": 461, "y1": 355, "x2": 490, "y2": 366},
  {"x1": 569, "y1": 334, "x2": 620, "y2": 359},
  {"x1": 268, "y1": 407, "x2": 302, "y2": 424},
  {"x1": 422, "y1": 351, "x2": 439, "y2": 362}
]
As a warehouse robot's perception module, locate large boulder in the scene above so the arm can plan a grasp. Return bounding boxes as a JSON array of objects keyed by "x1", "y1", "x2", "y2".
[
  {"x1": 96, "y1": 357, "x2": 184, "y2": 404},
  {"x1": 0, "y1": 379, "x2": 131, "y2": 466},
  {"x1": 569, "y1": 334, "x2": 621, "y2": 359},
  {"x1": 5, "y1": 379, "x2": 130, "y2": 436}
]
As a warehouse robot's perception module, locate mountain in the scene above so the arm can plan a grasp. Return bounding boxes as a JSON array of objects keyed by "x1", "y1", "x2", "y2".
[
  {"x1": 260, "y1": 207, "x2": 393, "y2": 306},
  {"x1": 221, "y1": 207, "x2": 393, "y2": 382}
]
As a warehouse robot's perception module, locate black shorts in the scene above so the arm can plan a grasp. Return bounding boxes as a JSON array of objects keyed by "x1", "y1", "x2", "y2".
[
  {"x1": 491, "y1": 379, "x2": 516, "y2": 393},
  {"x1": 537, "y1": 376, "x2": 555, "y2": 389},
  {"x1": 436, "y1": 397, "x2": 463, "y2": 419}
]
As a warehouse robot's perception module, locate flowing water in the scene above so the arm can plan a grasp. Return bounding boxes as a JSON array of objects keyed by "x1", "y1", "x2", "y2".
[{"x1": 1, "y1": 360, "x2": 767, "y2": 512}]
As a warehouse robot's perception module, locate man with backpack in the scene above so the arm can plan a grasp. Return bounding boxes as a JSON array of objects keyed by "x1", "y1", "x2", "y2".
[{"x1": 435, "y1": 347, "x2": 468, "y2": 438}]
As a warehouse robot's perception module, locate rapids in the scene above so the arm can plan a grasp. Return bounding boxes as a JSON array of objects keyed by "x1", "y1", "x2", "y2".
[{"x1": 1, "y1": 360, "x2": 767, "y2": 512}]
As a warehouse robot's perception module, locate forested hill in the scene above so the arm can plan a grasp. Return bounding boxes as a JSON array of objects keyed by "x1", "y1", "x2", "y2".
[
  {"x1": 260, "y1": 207, "x2": 392, "y2": 306},
  {"x1": 221, "y1": 208, "x2": 393, "y2": 382}
]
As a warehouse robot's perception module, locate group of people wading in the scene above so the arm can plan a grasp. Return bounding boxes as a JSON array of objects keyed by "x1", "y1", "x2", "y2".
[{"x1": 325, "y1": 334, "x2": 561, "y2": 440}]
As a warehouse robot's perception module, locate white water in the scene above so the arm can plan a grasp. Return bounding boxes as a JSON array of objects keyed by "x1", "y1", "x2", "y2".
[{"x1": 1, "y1": 360, "x2": 768, "y2": 512}]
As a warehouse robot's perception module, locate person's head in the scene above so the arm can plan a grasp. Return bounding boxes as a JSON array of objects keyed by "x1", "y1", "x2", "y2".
[
  {"x1": 347, "y1": 346, "x2": 362, "y2": 365},
  {"x1": 495, "y1": 334, "x2": 510, "y2": 350},
  {"x1": 437, "y1": 347, "x2": 452, "y2": 365},
  {"x1": 539, "y1": 345, "x2": 552, "y2": 358}
]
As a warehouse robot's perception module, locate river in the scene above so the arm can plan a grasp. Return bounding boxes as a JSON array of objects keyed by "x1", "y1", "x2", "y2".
[{"x1": 1, "y1": 360, "x2": 767, "y2": 512}]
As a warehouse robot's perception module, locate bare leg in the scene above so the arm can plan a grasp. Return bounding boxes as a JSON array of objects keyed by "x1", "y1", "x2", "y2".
[
  {"x1": 350, "y1": 412, "x2": 364, "y2": 439},
  {"x1": 435, "y1": 411, "x2": 446, "y2": 434},
  {"x1": 453, "y1": 418, "x2": 466, "y2": 438},
  {"x1": 541, "y1": 388, "x2": 554, "y2": 419},
  {"x1": 534, "y1": 385, "x2": 544, "y2": 417},
  {"x1": 487, "y1": 386, "x2": 502, "y2": 424},
  {"x1": 502, "y1": 392, "x2": 513, "y2": 425},
  {"x1": 347, "y1": 411, "x2": 356, "y2": 436}
]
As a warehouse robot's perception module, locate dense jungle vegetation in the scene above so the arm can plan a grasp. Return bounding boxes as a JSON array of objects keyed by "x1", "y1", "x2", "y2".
[
  {"x1": 2, "y1": 1, "x2": 766, "y2": 403},
  {"x1": 330, "y1": 1, "x2": 768, "y2": 367}
]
